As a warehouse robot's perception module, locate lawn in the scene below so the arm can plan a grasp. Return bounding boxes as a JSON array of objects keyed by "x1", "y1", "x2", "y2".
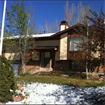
[{"x1": 16, "y1": 71, "x2": 105, "y2": 87}]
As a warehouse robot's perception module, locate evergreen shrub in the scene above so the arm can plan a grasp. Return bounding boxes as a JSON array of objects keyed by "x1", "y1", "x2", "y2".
[{"x1": 0, "y1": 56, "x2": 17, "y2": 103}]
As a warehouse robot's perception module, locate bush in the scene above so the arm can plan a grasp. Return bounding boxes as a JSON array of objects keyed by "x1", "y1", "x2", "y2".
[
  {"x1": 19, "y1": 72, "x2": 31, "y2": 77},
  {"x1": 8, "y1": 60, "x2": 16, "y2": 65},
  {"x1": 80, "y1": 73, "x2": 87, "y2": 79},
  {"x1": 0, "y1": 56, "x2": 16, "y2": 103}
]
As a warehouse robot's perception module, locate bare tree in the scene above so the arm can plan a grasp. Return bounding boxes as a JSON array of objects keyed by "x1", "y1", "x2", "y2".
[
  {"x1": 64, "y1": 1, "x2": 76, "y2": 27},
  {"x1": 44, "y1": 19, "x2": 59, "y2": 33},
  {"x1": 26, "y1": 4, "x2": 37, "y2": 35},
  {"x1": 73, "y1": 8, "x2": 105, "y2": 79},
  {"x1": 53, "y1": 19, "x2": 59, "y2": 32},
  {"x1": 28, "y1": 20, "x2": 37, "y2": 35},
  {"x1": 64, "y1": 1, "x2": 91, "y2": 26},
  {"x1": 37, "y1": 25, "x2": 44, "y2": 34},
  {"x1": 77, "y1": 1, "x2": 91, "y2": 24},
  {"x1": 44, "y1": 20, "x2": 54, "y2": 33}
]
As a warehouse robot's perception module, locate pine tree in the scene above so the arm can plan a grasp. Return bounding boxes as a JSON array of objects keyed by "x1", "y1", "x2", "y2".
[{"x1": 0, "y1": 56, "x2": 16, "y2": 102}]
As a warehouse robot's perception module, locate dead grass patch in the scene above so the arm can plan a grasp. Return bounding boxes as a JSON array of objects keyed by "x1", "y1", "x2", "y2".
[{"x1": 16, "y1": 74, "x2": 105, "y2": 87}]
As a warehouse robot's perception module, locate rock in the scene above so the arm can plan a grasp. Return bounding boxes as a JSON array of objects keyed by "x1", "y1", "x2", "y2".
[
  {"x1": 61, "y1": 74, "x2": 69, "y2": 77},
  {"x1": 0, "y1": 102, "x2": 4, "y2": 104},
  {"x1": 18, "y1": 85, "x2": 23, "y2": 91},
  {"x1": 13, "y1": 96, "x2": 22, "y2": 102},
  {"x1": 101, "y1": 76, "x2": 105, "y2": 78},
  {"x1": 24, "y1": 92, "x2": 27, "y2": 94},
  {"x1": 99, "y1": 77, "x2": 104, "y2": 81}
]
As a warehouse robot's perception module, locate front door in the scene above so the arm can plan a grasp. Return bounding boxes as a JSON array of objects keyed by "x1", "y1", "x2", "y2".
[{"x1": 41, "y1": 51, "x2": 51, "y2": 68}]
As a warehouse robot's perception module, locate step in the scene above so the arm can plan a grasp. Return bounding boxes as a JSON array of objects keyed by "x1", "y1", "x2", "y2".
[{"x1": 31, "y1": 68, "x2": 53, "y2": 74}]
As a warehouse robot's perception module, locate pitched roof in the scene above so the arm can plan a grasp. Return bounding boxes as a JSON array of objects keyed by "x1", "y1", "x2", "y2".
[
  {"x1": 51, "y1": 23, "x2": 84, "y2": 37},
  {"x1": 0, "y1": 23, "x2": 84, "y2": 40},
  {"x1": 31, "y1": 33, "x2": 55, "y2": 38},
  {"x1": 0, "y1": 33, "x2": 55, "y2": 40}
]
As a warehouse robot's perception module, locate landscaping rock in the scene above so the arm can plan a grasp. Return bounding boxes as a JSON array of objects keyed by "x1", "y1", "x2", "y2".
[
  {"x1": 101, "y1": 76, "x2": 105, "y2": 78},
  {"x1": 99, "y1": 77, "x2": 104, "y2": 81},
  {"x1": 13, "y1": 96, "x2": 22, "y2": 102},
  {"x1": 24, "y1": 92, "x2": 27, "y2": 94},
  {"x1": 61, "y1": 74, "x2": 69, "y2": 77},
  {"x1": 18, "y1": 85, "x2": 24, "y2": 91}
]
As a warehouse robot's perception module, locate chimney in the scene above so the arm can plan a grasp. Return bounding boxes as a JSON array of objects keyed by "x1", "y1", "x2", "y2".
[{"x1": 60, "y1": 21, "x2": 69, "y2": 31}]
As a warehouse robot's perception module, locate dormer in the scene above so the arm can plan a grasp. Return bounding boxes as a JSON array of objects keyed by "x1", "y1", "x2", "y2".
[{"x1": 60, "y1": 21, "x2": 69, "y2": 31}]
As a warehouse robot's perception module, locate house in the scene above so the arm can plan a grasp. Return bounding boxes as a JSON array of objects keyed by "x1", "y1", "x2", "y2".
[{"x1": 1, "y1": 21, "x2": 104, "y2": 76}]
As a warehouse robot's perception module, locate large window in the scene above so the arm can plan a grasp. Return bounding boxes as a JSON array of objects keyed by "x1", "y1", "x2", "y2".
[{"x1": 70, "y1": 37, "x2": 82, "y2": 51}]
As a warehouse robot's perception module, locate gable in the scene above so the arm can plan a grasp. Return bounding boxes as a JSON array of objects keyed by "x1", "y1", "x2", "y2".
[{"x1": 51, "y1": 23, "x2": 84, "y2": 38}]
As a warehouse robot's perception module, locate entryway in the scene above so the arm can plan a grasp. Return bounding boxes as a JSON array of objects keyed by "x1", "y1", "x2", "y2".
[{"x1": 40, "y1": 51, "x2": 54, "y2": 69}]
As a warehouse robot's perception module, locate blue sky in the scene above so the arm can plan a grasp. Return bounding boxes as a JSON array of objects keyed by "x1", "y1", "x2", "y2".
[{"x1": 0, "y1": 0, "x2": 105, "y2": 32}]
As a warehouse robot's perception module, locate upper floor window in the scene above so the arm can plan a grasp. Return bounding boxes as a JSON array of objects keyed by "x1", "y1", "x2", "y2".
[{"x1": 70, "y1": 37, "x2": 82, "y2": 51}]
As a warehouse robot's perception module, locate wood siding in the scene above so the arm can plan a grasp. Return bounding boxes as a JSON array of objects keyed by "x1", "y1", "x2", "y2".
[
  {"x1": 35, "y1": 40, "x2": 59, "y2": 47},
  {"x1": 67, "y1": 29, "x2": 81, "y2": 60}
]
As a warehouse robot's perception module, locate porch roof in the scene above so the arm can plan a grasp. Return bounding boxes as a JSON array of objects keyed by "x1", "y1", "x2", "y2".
[{"x1": 32, "y1": 46, "x2": 58, "y2": 51}]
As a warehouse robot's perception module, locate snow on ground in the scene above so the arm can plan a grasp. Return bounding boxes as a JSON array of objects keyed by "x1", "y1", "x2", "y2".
[{"x1": 6, "y1": 82, "x2": 105, "y2": 104}]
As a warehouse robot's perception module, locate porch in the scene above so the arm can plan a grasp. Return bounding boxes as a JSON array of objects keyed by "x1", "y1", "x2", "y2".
[{"x1": 25, "y1": 47, "x2": 58, "y2": 73}]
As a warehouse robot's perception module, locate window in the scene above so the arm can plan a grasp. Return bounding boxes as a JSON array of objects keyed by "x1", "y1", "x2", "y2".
[
  {"x1": 70, "y1": 37, "x2": 82, "y2": 51},
  {"x1": 71, "y1": 60, "x2": 85, "y2": 70}
]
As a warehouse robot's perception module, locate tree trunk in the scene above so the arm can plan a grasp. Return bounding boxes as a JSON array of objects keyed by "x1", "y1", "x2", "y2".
[
  {"x1": 22, "y1": 54, "x2": 25, "y2": 73},
  {"x1": 23, "y1": 38, "x2": 26, "y2": 73},
  {"x1": 20, "y1": 52, "x2": 25, "y2": 73},
  {"x1": 86, "y1": 62, "x2": 89, "y2": 79}
]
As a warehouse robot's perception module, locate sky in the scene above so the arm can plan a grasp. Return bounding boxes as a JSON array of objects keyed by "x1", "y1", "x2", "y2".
[{"x1": 0, "y1": 0, "x2": 105, "y2": 33}]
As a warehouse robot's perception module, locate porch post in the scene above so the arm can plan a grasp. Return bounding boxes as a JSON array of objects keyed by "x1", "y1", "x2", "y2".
[{"x1": 50, "y1": 59, "x2": 52, "y2": 69}]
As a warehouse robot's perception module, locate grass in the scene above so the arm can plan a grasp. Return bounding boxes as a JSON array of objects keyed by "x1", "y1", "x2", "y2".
[
  {"x1": 16, "y1": 72, "x2": 105, "y2": 87},
  {"x1": 19, "y1": 72, "x2": 31, "y2": 77}
]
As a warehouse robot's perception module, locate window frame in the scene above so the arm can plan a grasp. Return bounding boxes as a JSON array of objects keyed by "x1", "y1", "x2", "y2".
[{"x1": 69, "y1": 37, "x2": 82, "y2": 51}]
